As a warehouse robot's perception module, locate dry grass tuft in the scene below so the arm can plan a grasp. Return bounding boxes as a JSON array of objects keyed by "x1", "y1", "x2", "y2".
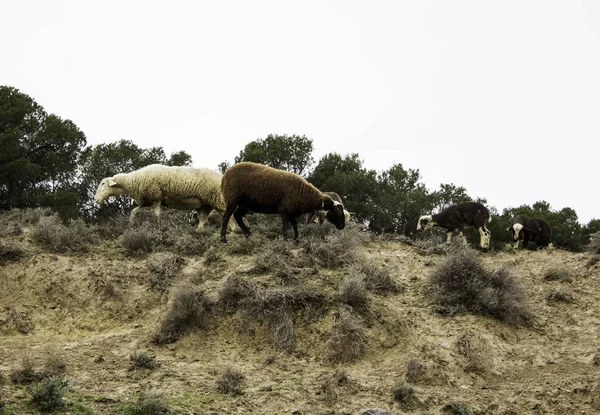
[
  {"x1": 147, "y1": 252, "x2": 184, "y2": 291},
  {"x1": 121, "y1": 391, "x2": 172, "y2": 415},
  {"x1": 339, "y1": 275, "x2": 369, "y2": 311},
  {"x1": 442, "y1": 402, "x2": 473, "y2": 415},
  {"x1": 356, "y1": 262, "x2": 402, "y2": 295},
  {"x1": 10, "y1": 354, "x2": 43, "y2": 384},
  {"x1": 300, "y1": 223, "x2": 368, "y2": 268},
  {"x1": 405, "y1": 359, "x2": 426, "y2": 383},
  {"x1": 152, "y1": 285, "x2": 212, "y2": 344},
  {"x1": 10, "y1": 309, "x2": 34, "y2": 334},
  {"x1": 32, "y1": 216, "x2": 98, "y2": 253},
  {"x1": 325, "y1": 306, "x2": 367, "y2": 363},
  {"x1": 544, "y1": 266, "x2": 573, "y2": 283},
  {"x1": 216, "y1": 367, "x2": 245, "y2": 395},
  {"x1": 319, "y1": 369, "x2": 349, "y2": 406},
  {"x1": 428, "y1": 246, "x2": 532, "y2": 325},
  {"x1": 42, "y1": 353, "x2": 67, "y2": 378},
  {"x1": 129, "y1": 351, "x2": 159, "y2": 370},
  {"x1": 392, "y1": 382, "x2": 422, "y2": 410},
  {"x1": 455, "y1": 331, "x2": 492, "y2": 373},
  {"x1": 546, "y1": 289, "x2": 574, "y2": 304}
]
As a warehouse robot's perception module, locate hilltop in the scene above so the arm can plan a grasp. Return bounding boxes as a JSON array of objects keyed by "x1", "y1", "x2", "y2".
[{"x1": 1, "y1": 211, "x2": 599, "y2": 414}]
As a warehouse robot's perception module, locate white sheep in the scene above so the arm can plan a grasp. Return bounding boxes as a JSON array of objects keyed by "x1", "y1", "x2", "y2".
[{"x1": 94, "y1": 164, "x2": 227, "y2": 229}]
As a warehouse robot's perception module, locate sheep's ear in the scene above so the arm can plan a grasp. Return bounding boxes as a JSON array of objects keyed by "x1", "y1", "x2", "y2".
[
  {"x1": 322, "y1": 195, "x2": 334, "y2": 209},
  {"x1": 107, "y1": 178, "x2": 119, "y2": 187}
]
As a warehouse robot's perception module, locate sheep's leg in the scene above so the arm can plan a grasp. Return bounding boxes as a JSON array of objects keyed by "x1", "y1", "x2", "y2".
[
  {"x1": 289, "y1": 217, "x2": 299, "y2": 243},
  {"x1": 458, "y1": 232, "x2": 467, "y2": 244},
  {"x1": 233, "y1": 208, "x2": 251, "y2": 237},
  {"x1": 153, "y1": 202, "x2": 162, "y2": 223},
  {"x1": 478, "y1": 227, "x2": 490, "y2": 249},
  {"x1": 522, "y1": 234, "x2": 530, "y2": 250},
  {"x1": 129, "y1": 206, "x2": 141, "y2": 224},
  {"x1": 220, "y1": 205, "x2": 236, "y2": 243},
  {"x1": 446, "y1": 231, "x2": 453, "y2": 244},
  {"x1": 281, "y1": 215, "x2": 291, "y2": 240},
  {"x1": 195, "y1": 206, "x2": 211, "y2": 230},
  {"x1": 306, "y1": 212, "x2": 315, "y2": 225}
]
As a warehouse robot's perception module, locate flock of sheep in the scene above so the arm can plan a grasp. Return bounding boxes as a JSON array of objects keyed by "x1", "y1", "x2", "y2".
[{"x1": 94, "y1": 163, "x2": 553, "y2": 250}]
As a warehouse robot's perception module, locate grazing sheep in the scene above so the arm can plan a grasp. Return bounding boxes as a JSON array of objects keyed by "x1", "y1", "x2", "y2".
[
  {"x1": 416, "y1": 202, "x2": 492, "y2": 249},
  {"x1": 220, "y1": 162, "x2": 346, "y2": 243},
  {"x1": 94, "y1": 164, "x2": 226, "y2": 230},
  {"x1": 508, "y1": 214, "x2": 553, "y2": 249},
  {"x1": 306, "y1": 191, "x2": 351, "y2": 225}
]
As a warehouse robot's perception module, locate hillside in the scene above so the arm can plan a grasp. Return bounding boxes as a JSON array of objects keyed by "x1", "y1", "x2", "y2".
[{"x1": 1, "y1": 214, "x2": 599, "y2": 414}]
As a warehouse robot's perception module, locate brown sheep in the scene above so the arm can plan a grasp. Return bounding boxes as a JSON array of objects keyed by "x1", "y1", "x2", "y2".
[
  {"x1": 306, "y1": 191, "x2": 351, "y2": 225},
  {"x1": 220, "y1": 162, "x2": 346, "y2": 243}
]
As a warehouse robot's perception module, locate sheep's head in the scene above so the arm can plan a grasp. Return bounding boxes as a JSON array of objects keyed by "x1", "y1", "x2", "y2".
[
  {"x1": 322, "y1": 195, "x2": 346, "y2": 230},
  {"x1": 94, "y1": 177, "x2": 126, "y2": 204},
  {"x1": 509, "y1": 223, "x2": 524, "y2": 242},
  {"x1": 416, "y1": 215, "x2": 434, "y2": 231}
]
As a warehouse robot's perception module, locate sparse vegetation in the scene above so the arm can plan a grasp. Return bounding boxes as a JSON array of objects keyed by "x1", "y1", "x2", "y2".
[
  {"x1": 129, "y1": 351, "x2": 159, "y2": 370},
  {"x1": 120, "y1": 391, "x2": 172, "y2": 415},
  {"x1": 339, "y1": 275, "x2": 369, "y2": 311},
  {"x1": 30, "y1": 376, "x2": 68, "y2": 413},
  {"x1": 428, "y1": 246, "x2": 532, "y2": 325},
  {"x1": 442, "y1": 402, "x2": 472, "y2": 415},
  {"x1": 319, "y1": 369, "x2": 348, "y2": 406},
  {"x1": 357, "y1": 262, "x2": 401, "y2": 295},
  {"x1": 546, "y1": 289, "x2": 574, "y2": 304},
  {"x1": 300, "y1": 223, "x2": 368, "y2": 268},
  {"x1": 544, "y1": 266, "x2": 573, "y2": 283},
  {"x1": 326, "y1": 306, "x2": 367, "y2": 363},
  {"x1": 10, "y1": 308, "x2": 34, "y2": 334},
  {"x1": 31, "y1": 215, "x2": 98, "y2": 253},
  {"x1": 10, "y1": 354, "x2": 42, "y2": 384},
  {"x1": 392, "y1": 382, "x2": 421, "y2": 410},
  {"x1": 216, "y1": 367, "x2": 245, "y2": 395},
  {"x1": 152, "y1": 285, "x2": 212, "y2": 344},
  {"x1": 119, "y1": 226, "x2": 158, "y2": 256},
  {"x1": 0, "y1": 241, "x2": 24, "y2": 264},
  {"x1": 587, "y1": 231, "x2": 600, "y2": 254},
  {"x1": 202, "y1": 246, "x2": 223, "y2": 265},
  {"x1": 405, "y1": 359, "x2": 426, "y2": 383},
  {"x1": 42, "y1": 353, "x2": 67, "y2": 378},
  {"x1": 147, "y1": 252, "x2": 184, "y2": 291},
  {"x1": 455, "y1": 331, "x2": 492, "y2": 373}
]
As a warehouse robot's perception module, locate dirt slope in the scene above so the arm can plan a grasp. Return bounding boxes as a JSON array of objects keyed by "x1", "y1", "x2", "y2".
[{"x1": 1, "y1": 231, "x2": 599, "y2": 414}]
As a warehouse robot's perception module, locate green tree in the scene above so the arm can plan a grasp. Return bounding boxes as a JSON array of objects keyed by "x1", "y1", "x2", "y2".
[
  {"x1": 582, "y1": 218, "x2": 600, "y2": 247},
  {"x1": 431, "y1": 183, "x2": 472, "y2": 211},
  {"x1": 78, "y1": 139, "x2": 192, "y2": 221},
  {"x1": 369, "y1": 164, "x2": 433, "y2": 235},
  {"x1": 234, "y1": 134, "x2": 314, "y2": 176},
  {"x1": 0, "y1": 86, "x2": 86, "y2": 216},
  {"x1": 308, "y1": 153, "x2": 378, "y2": 224}
]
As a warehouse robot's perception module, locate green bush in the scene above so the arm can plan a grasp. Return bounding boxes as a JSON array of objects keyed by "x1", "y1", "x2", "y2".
[
  {"x1": 129, "y1": 351, "x2": 158, "y2": 370},
  {"x1": 30, "y1": 377, "x2": 68, "y2": 413},
  {"x1": 120, "y1": 391, "x2": 172, "y2": 415}
]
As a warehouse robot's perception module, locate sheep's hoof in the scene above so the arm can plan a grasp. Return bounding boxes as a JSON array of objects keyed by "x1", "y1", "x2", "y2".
[{"x1": 220, "y1": 237, "x2": 227, "y2": 244}]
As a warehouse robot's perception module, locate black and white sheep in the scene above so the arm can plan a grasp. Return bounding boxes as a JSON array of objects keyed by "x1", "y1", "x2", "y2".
[
  {"x1": 416, "y1": 202, "x2": 492, "y2": 249},
  {"x1": 508, "y1": 214, "x2": 553, "y2": 249},
  {"x1": 305, "y1": 191, "x2": 351, "y2": 225},
  {"x1": 94, "y1": 164, "x2": 227, "y2": 230},
  {"x1": 219, "y1": 162, "x2": 346, "y2": 243}
]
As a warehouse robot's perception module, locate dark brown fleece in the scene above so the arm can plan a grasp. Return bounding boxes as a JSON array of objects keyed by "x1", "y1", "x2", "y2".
[{"x1": 221, "y1": 162, "x2": 329, "y2": 216}]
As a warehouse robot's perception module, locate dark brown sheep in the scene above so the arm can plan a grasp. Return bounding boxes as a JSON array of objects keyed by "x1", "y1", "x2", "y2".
[
  {"x1": 220, "y1": 162, "x2": 346, "y2": 243},
  {"x1": 305, "y1": 191, "x2": 351, "y2": 225},
  {"x1": 508, "y1": 214, "x2": 553, "y2": 249}
]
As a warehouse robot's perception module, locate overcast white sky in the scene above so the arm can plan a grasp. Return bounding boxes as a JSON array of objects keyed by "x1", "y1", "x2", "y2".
[{"x1": 1, "y1": 1, "x2": 598, "y2": 223}]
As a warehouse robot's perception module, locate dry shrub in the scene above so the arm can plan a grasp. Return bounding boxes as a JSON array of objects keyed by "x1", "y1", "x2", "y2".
[
  {"x1": 300, "y1": 223, "x2": 368, "y2": 268},
  {"x1": 30, "y1": 376, "x2": 68, "y2": 413},
  {"x1": 10, "y1": 309, "x2": 34, "y2": 334},
  {"x1": 152, "y1": 285, "x2": 212, "y2": 344},
  {"x1": 414, "y1": 234, "x2": 447, "y2": 255},
  {"x1": 31, "y1": 215, "x2": 98, "y2": 253},
  {"x1": 129, "y1": 351, "x2": 158, "y2": 370},
  {"x1": 121, "y1": 391, "x2": 172, "y2": 415},
  {"x1": 148, "y1": 252, "x2": 184, "y2": 291},
  {"x1": 339, "y1": 275, "x2": 369, "y2": 311},
  {"x1": 203, "y1": 246, "x2": 223, "y2": 265},
  {"x1": 442, "y1": 402, "x2": 472, "y2": 415},
  {"x1": 10, "y1": 354, "x2": 43, "y2": 384},
  {"x1": 119, "y1": 225, "x2": 158, "y2": 255},
  {"x1": 0, "y1": 241, "x2": 24, "y2": 264},
  {"x1": 90, "y1": 270, "x2": 118, "y2": 298},
  {"x1": 455, "y1": 331, "x2": 492, "y2": 373},
  {"x1": 226, "y1": 234, "x2": 263, "y2": 255},
  {"x1": 219, "y1": 275, "x2": 327, "y2": 351},
  {"x1": 43, "y1": 353, "x2": 67, "y2": 378},
  {"x1": 392, "y1": 382, "x2": 421, "y2": 410},
  {"x1": 326, "y1": 306, "x2": 367, "y2": 363},
  {"x1": 0, "y1": 207, "x2": 53, "y2": 226},
  {"x1": 544, "y1": 266, "x2": 573, "y2": 283},
  {"x1": 405, "y1": 359, "x2": 426, "y2": 383},
  {"x1": 428, "y1": 246, "x2": 532, "y2": 325},
  {"x1": 249, "y1": 241, "x2": 299, "y2": 282},
  {"x1": 588, "y1": 231, "x2": 600, "y2": 255},
  {"x1": 546, "y1": 289, "x2": 574, "y2": 304},
  {"x1": 319, "y1": 369, "x2": 349, "y2": 406},
  {"x1": 355, "y1": 262, "x2": 402, "y2": 295},
  {"x1": 216, "y1": 367, "x2": 245, "y2": 395}
]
